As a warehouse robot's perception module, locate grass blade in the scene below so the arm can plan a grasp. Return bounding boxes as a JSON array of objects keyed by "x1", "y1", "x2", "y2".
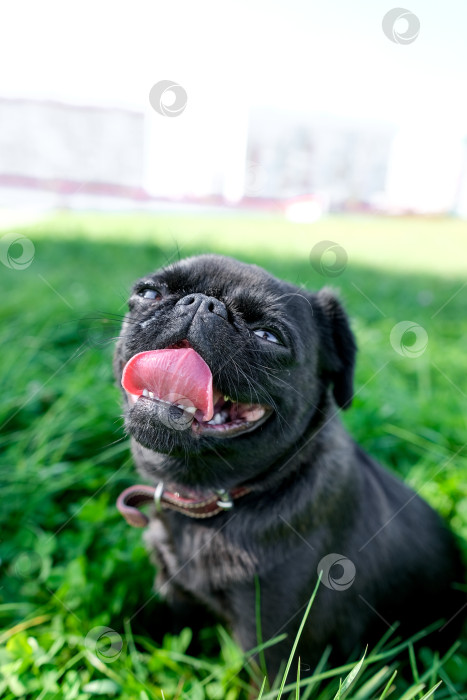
[
  {"x1": 397, "y1": 684, "x2": 426, "y2": 700},
  {"x1": 257, "y1": 677, "x2": 267, "y2": 699},
  {"x1": 351, "y1": 665, "x2": 395, "y2": 699},
  {"x1": 332, "y1": 651, "x2": 366, "y2": 700},
  {"x1": 418, "y1": 681, "x2": 442, "y2": 700},
  {"x1": 378, "y1": 669, "x2": 398, "y2": 700},
  {"x1": 300, "y1": 645, "x2": 332, "y2": 700},
  {"x1": 276, "y1": 573, "x2": 322, "y2": 700},
  {"x1": 408, "y1": 642, "x2": 420, "y2": 685},
  {"x1": 296, "y1": 657, "x2": 301, "y2": 700},
  {"x1": 255, "y1": 575, "x2": 269, "y2": 682}
]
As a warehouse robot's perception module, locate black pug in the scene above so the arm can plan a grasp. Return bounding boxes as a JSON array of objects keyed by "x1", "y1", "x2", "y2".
[{"x1": 114, "y1": 254, "x2": 464, "y2": 679}]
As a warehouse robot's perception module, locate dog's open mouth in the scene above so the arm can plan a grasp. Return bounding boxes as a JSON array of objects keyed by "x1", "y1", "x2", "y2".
[{"x1": 121, "y1": 344, "x2": 272, "y2": 438}]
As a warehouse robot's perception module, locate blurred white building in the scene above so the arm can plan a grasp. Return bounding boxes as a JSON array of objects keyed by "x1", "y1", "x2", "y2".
[
  {"x1": 1, "y1": 96, "x2": 467, "y2": 216},
  {"x1": 0, "y1": 97, "x2": 145, "y2": 211},
  {"x1": 245, "y1": 108, "x2": 395, "y2": 210}
]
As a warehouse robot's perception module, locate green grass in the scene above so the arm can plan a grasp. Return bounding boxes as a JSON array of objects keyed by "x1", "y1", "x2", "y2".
[{"x1": 1, "y1": 212, "x2": 466, "y2": 698}]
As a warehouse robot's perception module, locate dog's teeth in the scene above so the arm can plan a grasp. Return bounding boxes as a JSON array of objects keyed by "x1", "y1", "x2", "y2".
[
  {"x1": 207, "y1": 410, "x2": 229, "y2": 425},
  {"x1": 142, "y1": 389, "x2": 149, "y2": 397},
  {"x1": 182, "y1": 405, "x2": 197, "y2": 415},
  {"x1": 148, "y1": 391, "x2": 155, "y2": 399},
  {"x1": 248, "y1": 407, "x2": 266, "y2": 422}
]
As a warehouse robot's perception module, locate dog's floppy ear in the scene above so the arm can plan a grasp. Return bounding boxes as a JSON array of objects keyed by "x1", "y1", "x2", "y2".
[{"x1": 314, "y1": 289, "x2": 357, "y2": 409}]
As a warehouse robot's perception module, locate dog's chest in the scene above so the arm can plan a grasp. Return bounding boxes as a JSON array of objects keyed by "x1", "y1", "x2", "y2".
[{"x1": 144, "y1": 514, "x2": 257, "y2": 594}]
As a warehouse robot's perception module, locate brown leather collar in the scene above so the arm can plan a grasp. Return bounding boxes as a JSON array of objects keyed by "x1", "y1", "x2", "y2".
[{"x1": 117, "y1": 482, "x2": 251, "y2": 527}]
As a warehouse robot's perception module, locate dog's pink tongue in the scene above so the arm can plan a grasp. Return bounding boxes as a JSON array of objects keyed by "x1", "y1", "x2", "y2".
[{"x1": 121, "y1": 348, "x2": 213, "y2": 421}]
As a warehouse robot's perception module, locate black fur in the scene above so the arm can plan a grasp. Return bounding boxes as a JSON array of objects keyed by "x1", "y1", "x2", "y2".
[{"x1": 114, "y1": 254, "x2": 465, "y2": 678}]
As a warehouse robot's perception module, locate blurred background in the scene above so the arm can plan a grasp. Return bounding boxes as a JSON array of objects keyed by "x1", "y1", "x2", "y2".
[
  {"x1": 1, "y1": 2, "x2": 467, "y2": 698},
  {"x1": 1, "y1": 0, "x2": 467, "y2": 223}
]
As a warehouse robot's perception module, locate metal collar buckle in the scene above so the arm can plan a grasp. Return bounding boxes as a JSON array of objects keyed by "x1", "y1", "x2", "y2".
[
  {"x1": 216, "y1": 489, "x2": 234, "y2": 509},
  {"x1": 154, "y1": 482, "x2": 165, "y2": 512}
]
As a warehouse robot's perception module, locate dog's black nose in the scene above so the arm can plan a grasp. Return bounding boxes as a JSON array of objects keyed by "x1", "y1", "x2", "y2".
[{"x1": 175, "y1": 293, "x2": 228, "y2": 320}]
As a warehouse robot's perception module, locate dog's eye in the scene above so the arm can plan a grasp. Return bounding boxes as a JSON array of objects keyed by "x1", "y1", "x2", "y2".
[
  {"x1": 138, "y1": 288, "x2": 162, "y2": 300},
  {"x1": 253, "y1": 329, "x2": 280, "y2": 344}
]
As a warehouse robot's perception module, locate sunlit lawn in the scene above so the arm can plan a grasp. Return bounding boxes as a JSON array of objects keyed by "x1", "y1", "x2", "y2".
[{"x1": 1, "y1": 212, "x2": 466, "y2": 698}]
